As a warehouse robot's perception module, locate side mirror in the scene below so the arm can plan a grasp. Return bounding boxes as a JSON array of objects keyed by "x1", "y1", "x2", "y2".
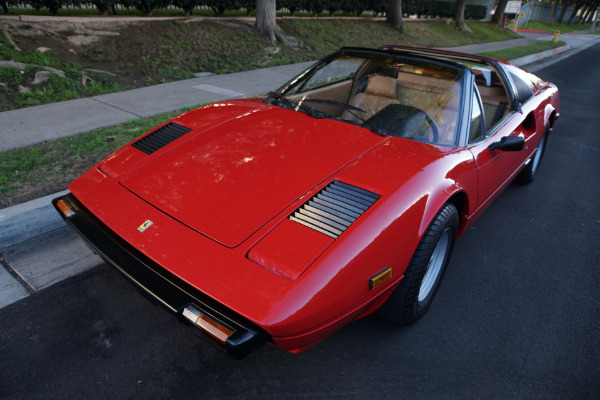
[{"x1": 488, "y1": 136, "x2": 524, "y2": 152}]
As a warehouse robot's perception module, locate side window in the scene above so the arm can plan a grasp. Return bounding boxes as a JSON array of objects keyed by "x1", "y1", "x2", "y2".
[
  {"x1": 469, "y1": 89, "x2": 484, "y2": 143},
  {"x1": 509, "y1": 71, "x2": 535, "y2": 105}
]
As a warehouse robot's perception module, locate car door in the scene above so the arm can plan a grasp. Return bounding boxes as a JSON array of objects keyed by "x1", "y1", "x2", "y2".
[{"x1": 467, "y1": 86, "x2": 527, "y2": 210}]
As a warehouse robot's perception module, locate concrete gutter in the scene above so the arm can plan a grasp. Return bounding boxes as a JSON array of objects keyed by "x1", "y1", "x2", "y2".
[{"x1": 0, "y1": 190, "x2": 68, "y2": 251}]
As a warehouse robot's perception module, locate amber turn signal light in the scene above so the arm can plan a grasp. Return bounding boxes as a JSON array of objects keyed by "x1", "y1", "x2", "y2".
[
  {"x1": 369, "y1": 267, "x2": 392, "y2": 290},
  {"x1": 182, "y1": 306, "x2": 233, "y2": 345},
  {"x1": 56, "y1": 199, "x2": 75, "y2": 218}
]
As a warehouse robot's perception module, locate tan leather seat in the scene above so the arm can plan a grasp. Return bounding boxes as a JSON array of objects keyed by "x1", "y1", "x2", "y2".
[
  {"x1": 478, "y1": 85, "x2": 510, "y2": 129},
  {"x1": 341, "y1": 75, "x2": 398, "y2": 122}
]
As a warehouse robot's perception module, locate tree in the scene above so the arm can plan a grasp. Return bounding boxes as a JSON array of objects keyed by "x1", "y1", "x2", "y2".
[
  {"x1": 576, "y1": 0, "x2": 600, "y2": 24},
  {"x1": 548, "y1": 0, "x2": 560, "y2": 25},
  {"x1": 129, "y1": 0, "x2": 170, "y2": 16},
  {"x1": 568, "y1": 0, "x2": 584, "y2": 24},
  {"x1": 557, "y1": 0, "x2": 571, "y2": 24},
  {"x1": 2, "y1": 0, "x2": 8, "y2": 14},
  {"x1": 256, "y1": 0, "x2": 277, "y2": 41},
  {"x1": 173, "y1": 0, "x2": 202, "y2": 16},
  {"x1": 279, "y1": 0, "x2": 299, "y2": 16},
  {"x1": 304, "y1": 0, "x2": 325, "y2": 16},
  {"x1": 387, "y1": 0, "x2": 404, "y2": 32},
  {"x1": 205, "y1": 0, "x2": 239, "y2": 16},
  {"x1": 455, "y1": 0, "x2": 470, "y2": 32},
  {"x1": 92, "y1": 0, "x2": 113, "y2": 15},
  {"x1": 584, "y1": 1, "x2": 599, "y2": 23},
  {"x1": 239, "y1": 0, "x2": 255, "y2": 16},
  {"x1": 491, "y1": 0, "x2": 510, "y2": 26},
  {"x1": 28, "y1": 0, "x2": 65, "y2": 15}
]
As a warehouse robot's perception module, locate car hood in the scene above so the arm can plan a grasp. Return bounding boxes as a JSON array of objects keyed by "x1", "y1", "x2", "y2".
[{"x1": 120, "y1": 103, "x2": 387, "y2": 247}]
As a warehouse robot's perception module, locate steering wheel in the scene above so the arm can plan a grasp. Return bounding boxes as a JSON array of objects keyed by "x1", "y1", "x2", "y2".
[{"x1": 414, "y1": 112, "x2": 439, "y2": 143}]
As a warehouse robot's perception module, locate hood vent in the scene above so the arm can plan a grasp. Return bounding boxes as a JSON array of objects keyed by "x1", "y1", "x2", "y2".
[
  {"x1": 132, "y1": 122, "x2": 192, "y2": 155},
  {"x1": 289, "y1": 181, "x2": 380, "y2": 239}
]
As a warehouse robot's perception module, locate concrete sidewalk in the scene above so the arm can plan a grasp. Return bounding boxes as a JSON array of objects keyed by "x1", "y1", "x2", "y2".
[{"x1": 1, "y1": 30, "x2": 599, "y2": 310}]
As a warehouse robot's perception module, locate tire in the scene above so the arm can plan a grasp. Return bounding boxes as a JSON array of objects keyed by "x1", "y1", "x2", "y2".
[
  {"x1": 377, "y1": 203, "x2": 459, "y2": 326},
  {"x1": 517, "y1": 123, "x2": 550, "y2": 185}
]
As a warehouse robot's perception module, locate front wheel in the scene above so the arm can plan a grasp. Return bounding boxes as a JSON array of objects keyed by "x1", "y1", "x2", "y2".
[{"x1": 377, "y1": 203, "x2": 459, "y2": 326}]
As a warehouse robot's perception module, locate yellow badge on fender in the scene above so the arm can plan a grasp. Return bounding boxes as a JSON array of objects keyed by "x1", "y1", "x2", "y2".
[{"x1": 137, "y1": 220, "x2": 153, "y2": 232}]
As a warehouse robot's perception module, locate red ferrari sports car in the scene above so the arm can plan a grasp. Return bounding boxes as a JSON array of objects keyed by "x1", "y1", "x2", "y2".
[{"x1": 54, "y1": 46, "x2": 559, "y2": 358}]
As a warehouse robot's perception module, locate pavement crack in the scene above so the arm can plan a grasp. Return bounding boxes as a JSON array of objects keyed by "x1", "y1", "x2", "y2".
[
  {"x1": 89, "y1": 97, "x2": 143, "y2": 118},
  {"x1": 0, "y1": 253, "x2": 36, "y2": 295}
]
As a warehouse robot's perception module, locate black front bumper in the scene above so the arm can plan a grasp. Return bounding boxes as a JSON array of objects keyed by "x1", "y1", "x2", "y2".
[{"x1": 53, "y1": 193, "x2": 268, "y2": 359}]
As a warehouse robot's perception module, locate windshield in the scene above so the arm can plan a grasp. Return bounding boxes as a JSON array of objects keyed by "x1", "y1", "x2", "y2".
[{"x1": 266, "y1": 50, "x2": 464, "y2": 145}]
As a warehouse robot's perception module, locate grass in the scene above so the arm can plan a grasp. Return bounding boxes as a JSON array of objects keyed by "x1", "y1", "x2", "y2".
[
  {"x1": 0, "y1": 107, "x2": 198, "y2": 208},
  {"x1": 426, "y1": 21, "x2": 521, "y2": 46},
  {"x1": 278, "y1": 20, "x2": 520, "y2": 58},
  {"x1": 6, "y1": 7, "x2": 369, "y2": 17},
  {"x1": 0, "y1": 34, "x2": 132, "y2": 111},
  {"x1": 513, "y1": 20, "x2": 594, "y2": 33},
  {"x1": 477, "y1": 41, "x2": 566, "y2": 61}
]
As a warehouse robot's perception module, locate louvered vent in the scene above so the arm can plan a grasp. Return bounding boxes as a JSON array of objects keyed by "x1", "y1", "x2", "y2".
[
  {"x1": 131, "y1": 122, "x2": 192, "y2": 155},
  {"x1": 289, "y1": 181, "x2": 380, "y2": 239}
]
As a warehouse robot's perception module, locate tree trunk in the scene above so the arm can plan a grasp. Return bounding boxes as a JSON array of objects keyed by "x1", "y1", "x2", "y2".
[
  {"x1": 491, "y1": 0, "x2": 509, "y2": 26},
  {"x1": 386, "y1": 0, "x2": 404, "y2": 32},
  {"x1": 578, "y1": 3, "x2": 591, "y2": 23},
  {"x1": 256, "y1": 0, "x2": 277, "y2": 42},
  {"x1": 569, "y1": 0, "x2": 583, "y2": 23},
  {"x1": 557, "y1": 0, "x2": 570, "y2": 24},
  {"x1": 585, "y1": 5, "x2": 597, "y2": 23},
  {"x1": 454, "y1": 0, "x2": 469, "y2": 32},
  {"x1": 2, "y1": 1, "x2": 9, "y2": 14},
  {"x1": 548, "y1": 0, "x2": 560, "y2": 25}
]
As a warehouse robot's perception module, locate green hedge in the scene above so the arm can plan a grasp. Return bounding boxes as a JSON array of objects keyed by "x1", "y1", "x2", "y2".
[{"x1": 11, "y1": 0, "x2": 487, "y2": 19}]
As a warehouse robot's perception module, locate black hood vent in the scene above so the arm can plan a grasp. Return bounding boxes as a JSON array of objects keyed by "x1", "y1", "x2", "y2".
[
  {"x1": 289, "y1": 181, "x2": 380, "y2": 239},
  {"x1": 132, "y1": 122, "x2": 192, "y2": 155}
]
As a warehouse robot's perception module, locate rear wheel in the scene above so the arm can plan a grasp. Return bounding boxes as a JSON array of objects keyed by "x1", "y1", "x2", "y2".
[
  {"x1": 378, "y1": 203, "x2": 459, "y2": 326},
  {"x1": 517, "y1": 123, "x2": 550, "y2": 184}
]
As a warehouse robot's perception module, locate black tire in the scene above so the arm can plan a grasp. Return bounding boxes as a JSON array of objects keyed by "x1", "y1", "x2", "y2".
[
  {"x1": 377, "y1": 203, "x2": 459, "y2": 326},
  {"x1": 517, "y1": 123, "x2": 550, "y2": 185}
]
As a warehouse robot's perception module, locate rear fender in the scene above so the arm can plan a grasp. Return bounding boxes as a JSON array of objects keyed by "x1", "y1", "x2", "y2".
[{"x1": 543, "y1": 104, "x2": 558, "y2": 132}]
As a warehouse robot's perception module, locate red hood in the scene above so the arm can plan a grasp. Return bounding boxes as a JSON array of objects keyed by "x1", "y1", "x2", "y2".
[{"x1": 120, "y1": 103, "x2": 386, "y2": 247}]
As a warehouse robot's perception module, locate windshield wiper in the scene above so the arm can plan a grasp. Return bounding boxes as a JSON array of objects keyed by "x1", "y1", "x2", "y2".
[
  {"x1": 301, "y1": 98, "x2": 365, "y2": 114},
  {"x1": 266, "y1": 92, "x2": 384, "y2": 136},
  {"x1": 302, "y1": 98, "x2": 368, "y2": 123},
  {"x1": 266, "y1": 92, "x2": 328, "y2": 119},
  {"x1": 365, "y1": 126, "x2": 387, "y2": 137}
]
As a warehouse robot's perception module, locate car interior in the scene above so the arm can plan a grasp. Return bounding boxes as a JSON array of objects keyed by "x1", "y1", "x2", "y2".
[{"x1": 279, "y1": 53, "x2": 512, "y2": 147}]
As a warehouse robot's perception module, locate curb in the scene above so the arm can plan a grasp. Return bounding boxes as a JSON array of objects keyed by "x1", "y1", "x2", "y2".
[
  {"x1": 510, "y1": 44, "x2": 570, "y2": 67},
  {"x1": 0, "y1": 190, "x2": 68, "y2": 251},
  {"x1": 514, "y1": 29, "x2": 555, "y2": 34}
]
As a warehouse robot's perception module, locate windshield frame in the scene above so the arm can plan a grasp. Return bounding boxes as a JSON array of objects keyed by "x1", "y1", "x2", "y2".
[{"x1": 269, "y1": 48, "x2": 470, "y2": 147}]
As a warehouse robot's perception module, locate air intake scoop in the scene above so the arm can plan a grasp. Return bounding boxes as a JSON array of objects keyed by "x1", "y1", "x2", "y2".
[{"x1": 289, "y1": 181, "x2": 380, "y2": 239}]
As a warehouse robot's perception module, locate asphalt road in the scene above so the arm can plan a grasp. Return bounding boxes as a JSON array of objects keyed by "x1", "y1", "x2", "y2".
[{"x1": 1, "y1": 45, "x2": 599, "y2": 400}]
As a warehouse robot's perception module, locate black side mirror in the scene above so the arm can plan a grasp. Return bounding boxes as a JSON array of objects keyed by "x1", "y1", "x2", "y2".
[{"x1": 488, "y1": 136, "x2": 524, "y2": 152}]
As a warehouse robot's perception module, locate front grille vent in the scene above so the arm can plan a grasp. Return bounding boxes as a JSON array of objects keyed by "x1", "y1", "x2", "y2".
[
  {"x1": 289, "y1": 181, "x2": 380, "y2": 239},
  {"x1": 132, "y1": 122, "x2": 192, "y2": 155}
]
